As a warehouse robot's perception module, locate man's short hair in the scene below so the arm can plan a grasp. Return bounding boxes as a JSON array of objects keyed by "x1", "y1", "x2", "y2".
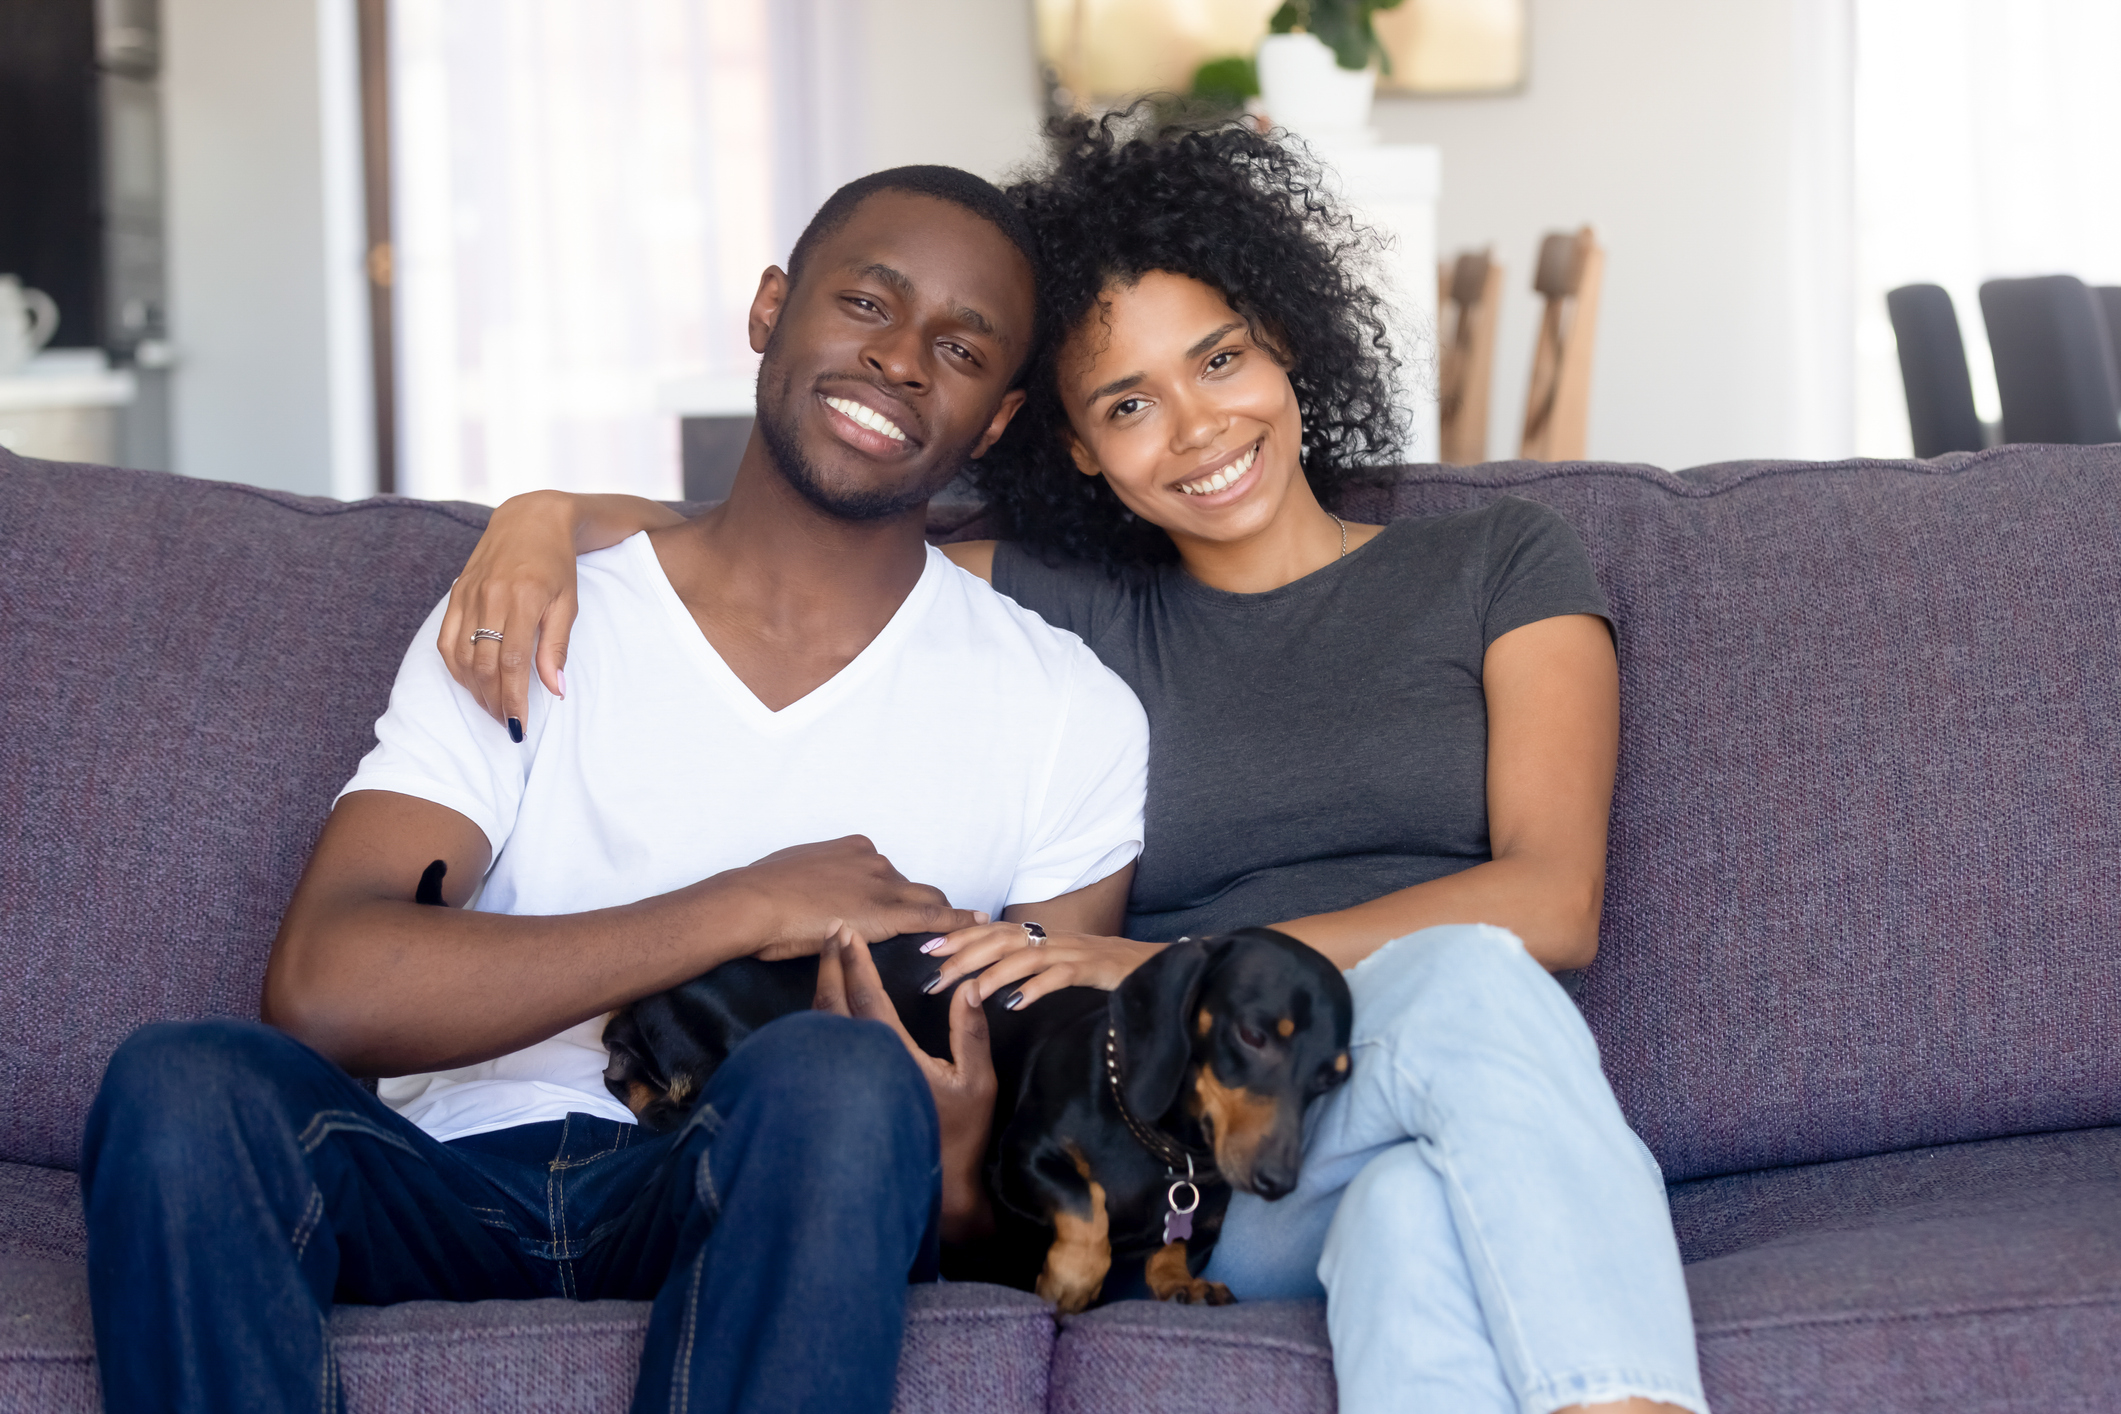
[{"x1": 785, "y1": 166, "x2": 1039, "y2": 294}]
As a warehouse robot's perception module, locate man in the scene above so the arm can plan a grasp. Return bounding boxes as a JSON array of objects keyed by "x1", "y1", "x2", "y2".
[{"x1": 78, "y1": 167, "x2": 1149, "y2": 1414}]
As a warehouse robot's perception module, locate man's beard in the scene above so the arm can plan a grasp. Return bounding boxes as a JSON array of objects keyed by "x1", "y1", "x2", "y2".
[{"x1": 754, "y1": 356, "x2": 966, "y2": 523}]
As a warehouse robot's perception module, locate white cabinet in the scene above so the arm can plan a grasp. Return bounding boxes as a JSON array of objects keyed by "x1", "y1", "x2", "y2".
[{"x1": 0, "y1": 351, "x2": 139, "y2": 466}]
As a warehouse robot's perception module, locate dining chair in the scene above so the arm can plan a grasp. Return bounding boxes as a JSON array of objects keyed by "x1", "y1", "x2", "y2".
[
  {"x1": 1437, "y1": 248, "x2": 1504, "y2": 464},
  {"x1": 1519, "y1": 226, "x2": 1604, "y2": 461},
  {"x1": 1885, "y1": 284, "x2": 1986, "y2": 457},
  {"x1": 1978, "y1": 275, "x2": 2121, "y2": 445}
]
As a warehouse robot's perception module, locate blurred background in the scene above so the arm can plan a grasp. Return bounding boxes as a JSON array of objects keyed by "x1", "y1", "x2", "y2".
[{"x1": 0, "y1": 0, "x2": 2115, "y2": 504}]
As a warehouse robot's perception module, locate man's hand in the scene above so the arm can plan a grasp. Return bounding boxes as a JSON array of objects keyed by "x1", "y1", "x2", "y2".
[
  {"x1": 725, "y1": 835, "x2": 987, "y2": 961},
  {"x1": 815, "y1": 935, "x2": 997, "y2": 1243}
]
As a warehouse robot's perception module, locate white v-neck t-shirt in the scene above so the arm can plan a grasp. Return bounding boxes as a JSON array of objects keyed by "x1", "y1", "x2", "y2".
[{"x1": 336, "y1": 533, "x2": 1149, "y2": 1142}]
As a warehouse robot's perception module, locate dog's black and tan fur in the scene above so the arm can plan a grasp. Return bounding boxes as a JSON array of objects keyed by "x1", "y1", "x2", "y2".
[{"x1": 597, "y1": 925, "x2": 1354, "y2": 1313}]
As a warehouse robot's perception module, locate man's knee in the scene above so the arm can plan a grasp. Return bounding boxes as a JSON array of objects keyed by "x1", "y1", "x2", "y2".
[
  {"x1": 87, "y1": 1020, "x2": 321, "y2": 1164},
  {"x1": 740, "y1": 1011, "x2": 926, "y2": 1108},
  {"x1": 711, "y1": 1012, "x2": 934, "y2": 1154}
]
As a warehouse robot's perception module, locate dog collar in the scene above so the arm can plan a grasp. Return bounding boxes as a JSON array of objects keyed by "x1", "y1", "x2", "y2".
[{"x1": 1102, "y1": 1020, "x2": 1220, "y2": 1182}]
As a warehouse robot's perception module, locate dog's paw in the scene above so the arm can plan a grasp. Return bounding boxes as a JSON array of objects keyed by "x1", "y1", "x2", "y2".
[
  {"x1": 1145, "y1": 1241, "x2": 1233, "y2": 1305},
  {"x1": 1162, "y1": 1277, "x2": 1233, "y2": 1306},
  {"x1": 1036, "y1": 1269, "x2": 1104, "y2": 1315}
]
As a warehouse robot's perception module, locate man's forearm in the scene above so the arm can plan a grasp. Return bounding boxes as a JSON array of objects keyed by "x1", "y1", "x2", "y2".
[{"x1": 265, "y1": 875, "x2": 765, "y2": 1077}]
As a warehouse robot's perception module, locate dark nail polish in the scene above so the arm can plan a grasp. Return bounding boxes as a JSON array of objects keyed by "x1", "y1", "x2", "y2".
[
  {"x1": 507, "y1": 716, "x2": 524, "y2": 744},
  {"x1": 1003, "y1": 991, "x2": 1025, "y2": 1011},
  {"x1": 922, "y1": 972, "x2": 944, "y2": 995}
]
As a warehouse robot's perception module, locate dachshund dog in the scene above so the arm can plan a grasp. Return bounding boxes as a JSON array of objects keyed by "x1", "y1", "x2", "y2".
[
  {"x1": 993, "y1": 930, "x2": 1353, "y2": 1312},
  {"x1": 595, "y1": 931, "x2": 1095, "y2": 1134},
  {"x1": 593, "y1": 916, "x2": 1354, "y2": 1313}
]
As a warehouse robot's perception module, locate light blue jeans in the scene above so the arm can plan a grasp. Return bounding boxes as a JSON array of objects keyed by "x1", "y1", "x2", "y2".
[{"x1": 1203, "y1": 924, "x2": 1708, "y2": 1414}]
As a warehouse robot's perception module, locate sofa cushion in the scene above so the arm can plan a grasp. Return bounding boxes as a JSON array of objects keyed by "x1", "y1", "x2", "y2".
[
  {"x1": 1047, "y1": 1299, "x2": 1334, "y2": 1414},
  {"x1": 0, "y1": 453, "x2": 491, "y2": 1170},
  {"x1": 0, "y1": 1163, "x2": 84, "y2": 1263},
  {"x1": 1676, "y1": 1129, "x2": 2121, "y2": 1412},
  {"x1": 1337, "y1": 446, "x2": 2121, "y2": 1181},
  {"x1": 0, "y1": 1253, "x2": 1053, "y2": 1414},
  {"x1": 1668, "y1": 1124, "x2": 2121, "y2": 1264}
]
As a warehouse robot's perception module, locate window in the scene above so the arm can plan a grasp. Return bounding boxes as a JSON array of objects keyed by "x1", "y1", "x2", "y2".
[
  {"x1": 388, "y1": 0, "x2": 807, "y2": 501},
  {"x1": 1854, "y1": 0, "x2": 2121, "y2": 454}
]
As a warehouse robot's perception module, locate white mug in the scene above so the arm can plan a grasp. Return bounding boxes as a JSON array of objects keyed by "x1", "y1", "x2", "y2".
[{"x1": 0, "y1": 275, "x2": 61, "y2": 375}]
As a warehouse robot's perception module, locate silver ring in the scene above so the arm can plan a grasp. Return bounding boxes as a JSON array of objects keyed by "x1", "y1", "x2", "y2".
[
  {"x1": 471, "y1": 628, "x2": 504, "y2": 645},
  {"x1": 1021, "y1": 921, "x2": 1047, "y2": 947}
]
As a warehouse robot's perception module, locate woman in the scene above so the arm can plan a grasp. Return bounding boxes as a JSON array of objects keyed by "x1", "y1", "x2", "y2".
[{"x1": 439, "y1": 115, "x2": 1706, "y2": 1414}]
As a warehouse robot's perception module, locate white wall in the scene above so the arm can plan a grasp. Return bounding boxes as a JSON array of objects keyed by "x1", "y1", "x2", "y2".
[
  {"x1": 855, "y1": 0, "x2": 1046, "y2": 183},
  {"x1": 1376, "y1": 0, "x2": 1855, "y2": 469},
  {"x1": 161, "y1": 0, "x2": 1858, "y2": 494},
  {"x1": 163, "y1": 0, "x2": 369, "y2": 496}
]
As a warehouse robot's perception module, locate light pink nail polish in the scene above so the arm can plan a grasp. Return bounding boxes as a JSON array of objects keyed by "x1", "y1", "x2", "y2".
[
  {"x1": 557, "y1": 668, "x2": 567, "y2": 698},
  {"x1": 919, "y1": 938, "x2": 943, "y2": 954}
]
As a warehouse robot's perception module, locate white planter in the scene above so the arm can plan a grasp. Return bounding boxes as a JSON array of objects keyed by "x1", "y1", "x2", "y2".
[{"x1": 1256, "y1": 32, "x2": 1378, "y2": 143}]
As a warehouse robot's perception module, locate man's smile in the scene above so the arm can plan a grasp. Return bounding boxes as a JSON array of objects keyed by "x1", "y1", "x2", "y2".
[
  {"x1": 823, "y1": 395, "x2": 909, "y2": 443},
  {"x1": 817, "y1": 388, "x2": 924, "y2": 459}
]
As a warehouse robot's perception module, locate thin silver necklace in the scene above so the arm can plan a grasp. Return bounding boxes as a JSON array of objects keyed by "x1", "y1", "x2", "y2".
[{"x1": 1329, "y1": 512, "x2": 1348, "y2": 559}]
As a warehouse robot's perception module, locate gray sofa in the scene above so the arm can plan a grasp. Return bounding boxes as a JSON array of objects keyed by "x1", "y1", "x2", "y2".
[{"x1": 2, "y1": 442, "x2": 2117, "y2": 1413}]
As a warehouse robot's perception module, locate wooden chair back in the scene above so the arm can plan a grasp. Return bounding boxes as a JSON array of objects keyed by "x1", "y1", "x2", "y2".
[
  {"x1": 1519, "y1": 226, "x2": 1605, "y2": 461},
  {"x1": 1437, "y1": 249, "x2": 1505, "y2": 464}
]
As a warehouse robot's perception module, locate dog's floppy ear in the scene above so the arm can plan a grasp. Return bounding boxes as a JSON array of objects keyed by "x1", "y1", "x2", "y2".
[{"x1": 1108, "y1": 938, "x2": 1221, "y2": 1122}]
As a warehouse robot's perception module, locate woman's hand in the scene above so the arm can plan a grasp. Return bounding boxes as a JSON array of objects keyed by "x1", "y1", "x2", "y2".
[
  {"x1": 437, "y1": 491, "x2": 684, "y2": 730},
  {"x1": 815, "y1": 934, "x2": 997, "y2": 1243},
  {"x1": 438, "y1": 490, "x2": 583, "y2": 728},
  {"x1": 921, "y1": 921, "x2": 1162, "y2": 1011}
]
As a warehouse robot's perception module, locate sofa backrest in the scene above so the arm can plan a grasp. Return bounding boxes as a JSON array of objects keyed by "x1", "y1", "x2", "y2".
[
  {"x1": 1338, "y1": 444, "x2": 2121, "y2": 1182},
  {"x1": 5, "y1": 446, "x2": 2117, "y2": 1183},
  {"x1": 0, "y1": 454, "x2": 487, "y2": 1169}
]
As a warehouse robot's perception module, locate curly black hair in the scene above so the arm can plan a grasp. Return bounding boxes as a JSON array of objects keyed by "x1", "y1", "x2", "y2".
[{"x1": 970, "y1": 107, "x2": 1408, "y2": 571}]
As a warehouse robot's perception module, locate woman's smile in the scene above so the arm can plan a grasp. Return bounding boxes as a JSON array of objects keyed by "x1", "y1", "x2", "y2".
[
  {"x1": 1174, "y1": 440, "x2": 1261, "y2": 499},
  {"x1": 1061, "y1": 271, "x2": 1310, "y2": 566}
]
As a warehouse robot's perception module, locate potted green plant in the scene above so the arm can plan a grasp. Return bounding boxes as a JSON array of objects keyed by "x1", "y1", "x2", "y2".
[{"x1": 1256, "y1": 0, "x2": 1404, "y2": 140}]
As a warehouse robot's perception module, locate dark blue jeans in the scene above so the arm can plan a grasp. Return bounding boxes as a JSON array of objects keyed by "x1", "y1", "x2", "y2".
[{"x1": 79, "y1": 1011, "x2": 940, "y2": 1414}]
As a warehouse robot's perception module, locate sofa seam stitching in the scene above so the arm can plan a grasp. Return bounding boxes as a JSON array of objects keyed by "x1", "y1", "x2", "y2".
[
  {"x1": 1350, "y1": 448, "x2": 2020, "y2": 502},
  {"x1": 1056, "y1": 1329, "x2": 1332, "y2": 1359},
  {"x1": 1696, "y1": 1290, "x2": 2121, "y2": 1337}
]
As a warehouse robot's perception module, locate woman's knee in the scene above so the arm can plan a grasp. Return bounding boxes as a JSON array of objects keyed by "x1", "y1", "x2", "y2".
[
  {"x1": 1349, "y1": 924, "x2": 1558, "y2": 1030},
  {"x1": 1343, "y1": 925, "x2": 1608, "y2": 1101}
]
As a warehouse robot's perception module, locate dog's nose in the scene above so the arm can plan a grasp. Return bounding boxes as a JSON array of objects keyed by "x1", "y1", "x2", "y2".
[{"x1": 1250, "y1": 1170, "x2": 1296, "y2": 1201}]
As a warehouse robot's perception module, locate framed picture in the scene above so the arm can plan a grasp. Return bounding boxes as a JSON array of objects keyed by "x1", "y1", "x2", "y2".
[
  {"x1": 1376, "y1": 0, "x2": 1526, "y2": 95},
  {"x1": 1034, "y1": 0, "x2": 1527, "y2": 105}
]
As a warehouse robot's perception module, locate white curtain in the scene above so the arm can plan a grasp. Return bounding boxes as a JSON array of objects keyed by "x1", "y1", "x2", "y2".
[
  {"x1": 389, "y1": 0, "x2": 867, "y2": 502},
  {"x1": 1853, "y1": 0, "x2": 2121, "y2": 455}
]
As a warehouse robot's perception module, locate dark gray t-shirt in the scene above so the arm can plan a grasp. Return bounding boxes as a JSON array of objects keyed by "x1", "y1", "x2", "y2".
[{"x1": 992, "y1": 496, "x2": 1611, "y2": 941}]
